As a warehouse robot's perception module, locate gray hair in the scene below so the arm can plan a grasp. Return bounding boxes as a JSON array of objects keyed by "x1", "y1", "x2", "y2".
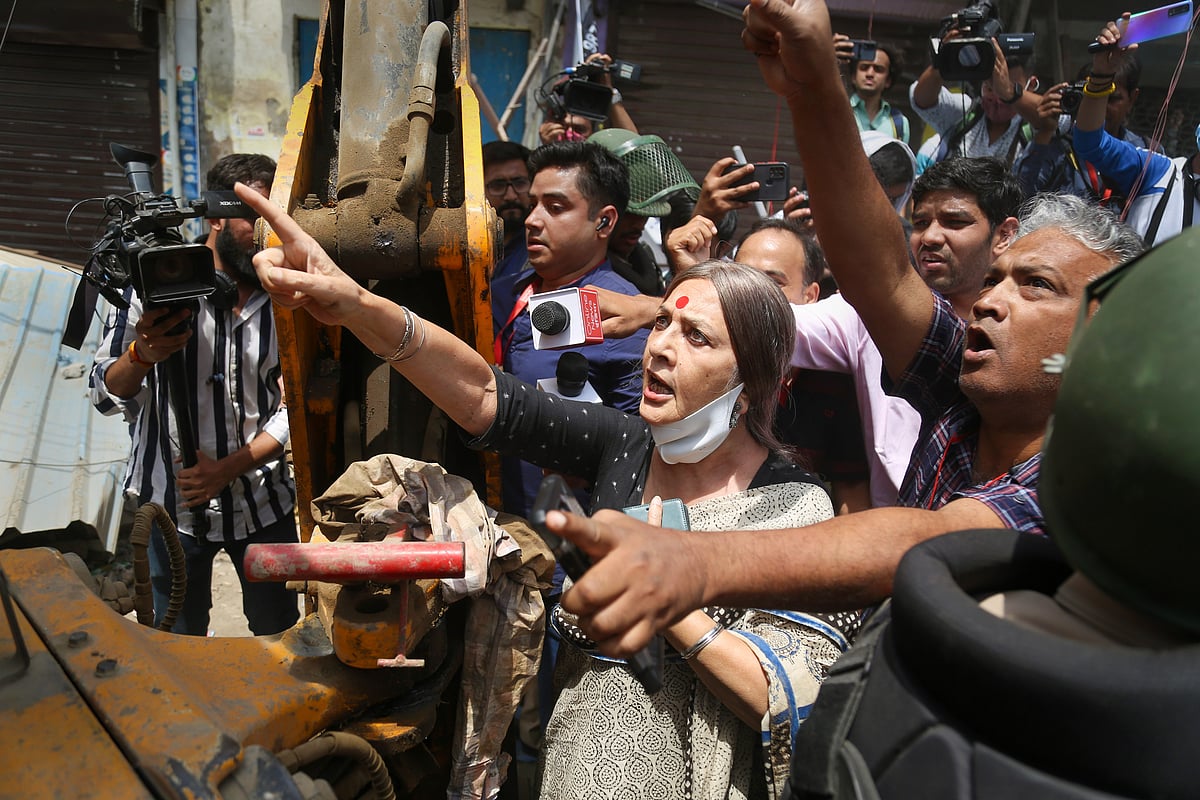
[{"x1": 1015, "y1": 193, "x2": 1145, "y2": 266}]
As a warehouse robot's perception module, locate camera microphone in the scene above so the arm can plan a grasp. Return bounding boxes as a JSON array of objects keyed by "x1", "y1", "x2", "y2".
[
  {"x1": 555, "y1": 352, "x2": 590, "y2": 398},
  {"x1": 531, "y1": 301, "x2": 570, "y2": 335}
]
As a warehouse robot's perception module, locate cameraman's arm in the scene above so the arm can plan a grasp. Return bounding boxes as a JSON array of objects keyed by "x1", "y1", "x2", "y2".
[
  {"x1": 177, "y1": 432, "x2": 285, "y2": 508},
  {"x1": 911, "y1": 63, "x2": 944, "y2": 110},
  {"x1": 607, "y1": 96, "x2": 638, "y2": 134},
  {"x1": 987, "y1": 38, "x2": 1043, "y2": 126},
  {"x1": 100, "y1": 305, "x2": 193, "y2": 401},
  {"x1": 585, "y1": 52, "x2": 639, "y2": 134}
]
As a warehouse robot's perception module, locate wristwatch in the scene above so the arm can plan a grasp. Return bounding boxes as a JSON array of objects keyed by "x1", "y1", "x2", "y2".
[{"x1": 1001, "y1": 81, "x2": 1023, "y2": 104}]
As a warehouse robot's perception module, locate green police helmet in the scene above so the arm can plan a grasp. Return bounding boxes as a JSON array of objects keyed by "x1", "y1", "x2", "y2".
[
  {"x1": 588, "y1": 129, "x2": 699, "y2": 218},
  {"x1": 1041, "y1": 227, "x2": 1200, "y2": 634}
]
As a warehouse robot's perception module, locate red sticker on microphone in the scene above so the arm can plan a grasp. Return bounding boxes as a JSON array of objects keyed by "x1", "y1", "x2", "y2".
[{"x1": 675, "y1": 295, "x2": 689, "y2": 309}]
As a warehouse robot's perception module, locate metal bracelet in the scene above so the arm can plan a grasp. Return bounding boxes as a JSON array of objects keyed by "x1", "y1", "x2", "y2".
[
  {"x1": 390, "y1": 312, "x2": 427, "y2": 363},
  {"x1": 680, "y1": 623, "x2": 724, "y2": 661},
  {"x1": 373, "y1": 306, "x2": 415, "y2": 362}
]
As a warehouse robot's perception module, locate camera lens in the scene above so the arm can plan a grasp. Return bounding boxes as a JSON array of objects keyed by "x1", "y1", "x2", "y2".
[{"x1": 957, "y1": 45, "x2": 982, "y2": 68}]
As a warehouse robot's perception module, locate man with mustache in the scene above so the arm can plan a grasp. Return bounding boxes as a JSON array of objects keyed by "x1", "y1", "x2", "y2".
[
  {"x1": 491, "y1": 141, "x2": 649, "y2": 516},
  {"x1": 482, "y1": 140, "x2": 533, "y2": 287},
  {"x1": 547, "y1": 0, "x2": 1144, "y2": 657},
  {"x1": 90, "y1": 153, "x2": 299, "y2": 637}
]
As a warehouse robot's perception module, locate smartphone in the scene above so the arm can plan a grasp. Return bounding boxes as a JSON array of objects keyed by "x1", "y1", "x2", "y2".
[
  {"x1": 849, "y1": 39, "x2": 877, "y2": 63},
  {"x1": 1088, "y1": 1, "x2": 1193, "y2": 52},
  {"x1": 623, "y1": 498, "x2": 690, "y2": 531},
  {"x1": 529, "y1": 475, "x2": 666, "y2": 694},
  {"x1": 725, "y1": 161, "x2": 790, "y2": 203}
]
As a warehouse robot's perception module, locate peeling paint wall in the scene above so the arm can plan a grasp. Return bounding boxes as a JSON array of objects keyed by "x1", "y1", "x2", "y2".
[
  {"x1": 197, "y1": 0, "x2": 321, "y2": 167},
  {"x1": 196, "y1": 0, "x2": 546, "y2": 168}
]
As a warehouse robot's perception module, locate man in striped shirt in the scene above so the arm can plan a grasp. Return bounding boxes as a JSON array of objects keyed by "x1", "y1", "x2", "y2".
[{"x1": 90, "y1": 153, "x2": 299, "y2": 636}]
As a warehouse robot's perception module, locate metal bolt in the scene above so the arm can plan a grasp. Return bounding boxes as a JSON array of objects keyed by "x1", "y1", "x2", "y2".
[
  {"x1": 67, "y1": 631, "x2": 89, "y2": 648},
  {"x1": 94, "y1": 658, "x2": 118, "y2": 677}
]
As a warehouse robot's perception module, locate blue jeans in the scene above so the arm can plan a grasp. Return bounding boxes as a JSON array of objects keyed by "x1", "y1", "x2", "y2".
[{"x1": 148, "y1": 514, "x2": 301, "y2": 636}]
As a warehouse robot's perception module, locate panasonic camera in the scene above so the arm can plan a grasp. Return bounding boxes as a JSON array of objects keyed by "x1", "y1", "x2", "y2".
[
  {"x1": 930, "y1": 0, "x2": 1034, "y2": 82},
  {"x1": 539, "y1": 59, "x2": 642, "y2": 123},
  {"x1": 79, "y1": 143, "x2": 254, "y2": 310}
]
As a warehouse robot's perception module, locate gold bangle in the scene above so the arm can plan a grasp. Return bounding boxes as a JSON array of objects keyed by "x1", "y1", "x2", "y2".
[
  {"x1": 127, "y1": 340, "x2": 151, "y2": 366},
  {"x1": 1082, "y1": 81, "x2": 1116, "y2": 98}
]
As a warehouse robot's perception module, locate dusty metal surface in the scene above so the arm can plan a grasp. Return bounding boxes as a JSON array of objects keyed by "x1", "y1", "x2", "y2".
[
  {"x1": 245, "y1": 540, "x2": 465, "y2": 583},
  {"x1": 1, "y1": 546, "x2": 452, "y2": 796}
]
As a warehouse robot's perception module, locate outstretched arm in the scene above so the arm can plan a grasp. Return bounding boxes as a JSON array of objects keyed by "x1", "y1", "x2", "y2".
[
  {"x1": 550, "y1": 497, "x2": 1005, "y2": 656},
  {"x1": 236, "y1": 182, "x2": 499, "y2": 437},
  {"x1": 743, "y1": 0, "x2": 931, "y2": 380}
]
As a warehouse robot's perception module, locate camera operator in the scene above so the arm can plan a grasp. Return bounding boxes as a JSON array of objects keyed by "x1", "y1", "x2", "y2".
[
  {"x1": 910, "y1": 5, "x2": 1042, "y2": 167},
  {"x1": 89, "y1": 153, "x2": 300, "y2": 637},
  {"x1": 538, "y1": 52, "x2": 638, "y2": 145},
  {"x1": 835, "y1": 34, "x2": 910, "y2": 145},
  {"x1": 1014, "y1": 57, "x2": 1146, "y2": 203}
]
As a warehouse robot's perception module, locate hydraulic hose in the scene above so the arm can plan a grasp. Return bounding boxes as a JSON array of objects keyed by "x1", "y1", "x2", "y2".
[
  {"x1": 275, "y1": 731, "x2": 396, "y2": 800},
  {"x1": 129, "y1": 502, "x2": 187, "y2": 631},
  {"x1": 394, "y1": 20, "x2": 451, "y2": 206}
]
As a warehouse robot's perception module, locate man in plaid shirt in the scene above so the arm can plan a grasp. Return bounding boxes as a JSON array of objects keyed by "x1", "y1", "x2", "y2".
[{"x1": 546, "y1": 0, "x2": 1148, "y2": 643}]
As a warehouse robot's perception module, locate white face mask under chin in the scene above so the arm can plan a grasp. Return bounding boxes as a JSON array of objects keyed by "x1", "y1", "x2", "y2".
[{"x1": 650, "y1": 383, "x2": 745, "y2": 465}]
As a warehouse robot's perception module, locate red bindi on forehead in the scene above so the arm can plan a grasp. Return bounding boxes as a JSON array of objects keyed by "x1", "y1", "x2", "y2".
[{"x1": 675, "y1": 296, "x2": 689, "y2": 309}]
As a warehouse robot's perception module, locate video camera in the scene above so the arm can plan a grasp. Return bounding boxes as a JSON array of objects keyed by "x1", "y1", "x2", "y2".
[
  {"x1": 80, "y1": 143, "x2": 254, "y2": 311},
  {"x1": 931, "y1": 0, "x2": 1034, "y2": 82},
  {"x1": 539, "y1": 58, "x2": 642, "y2": 124}
]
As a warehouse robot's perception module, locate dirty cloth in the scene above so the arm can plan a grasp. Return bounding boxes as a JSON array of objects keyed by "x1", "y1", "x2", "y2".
[{"x1": 312, "y1": 455, "x2": 553, "y2": 800}]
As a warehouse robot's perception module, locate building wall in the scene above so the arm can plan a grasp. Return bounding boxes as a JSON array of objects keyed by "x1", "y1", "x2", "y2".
[
  {"x1": 197, "y1": 0, "x2": 321, "y2": 165},
  {"x1": 195, "y1": 0, "x2": 550, "y2": 164}
]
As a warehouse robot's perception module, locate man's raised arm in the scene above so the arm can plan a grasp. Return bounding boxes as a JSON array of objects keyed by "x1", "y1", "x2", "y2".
[{"x1": 744, "y1": 0, "x2": 931, "y2": 380}]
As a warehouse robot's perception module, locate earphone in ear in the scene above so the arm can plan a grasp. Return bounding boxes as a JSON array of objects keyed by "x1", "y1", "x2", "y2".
[{"x1": 595, "y1": 217, "x2": 611, "y2": 232}]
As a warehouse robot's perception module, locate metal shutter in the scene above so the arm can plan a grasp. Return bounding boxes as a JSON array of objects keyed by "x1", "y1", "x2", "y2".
[{"x1": 0, "y1": 41, "x2": 160, "y2": 263}]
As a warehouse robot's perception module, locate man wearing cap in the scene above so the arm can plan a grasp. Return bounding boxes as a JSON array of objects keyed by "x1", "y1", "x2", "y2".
[
  {"x1": 588, "y1": 128, "x2": 701, "y2": 296},
  {"x1": 491, "y1": 140, "x2": 649, "y2": 516}
]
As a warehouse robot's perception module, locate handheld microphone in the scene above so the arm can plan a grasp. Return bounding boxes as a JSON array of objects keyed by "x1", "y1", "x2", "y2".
[
  {"x1": 531, "y1": 301, "x2": 570, "y2": 335},
  {"x1": 555, "y1": 352, "x2": 589, "y2": 398}
]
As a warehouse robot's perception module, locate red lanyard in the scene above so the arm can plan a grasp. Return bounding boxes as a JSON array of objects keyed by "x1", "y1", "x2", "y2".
[
  {"x1": 925, "y1": 433, "x2": 1007, "y2": 509},
  {"x1": 492, "y1": 278, "x2": 539, "y2": 364}
]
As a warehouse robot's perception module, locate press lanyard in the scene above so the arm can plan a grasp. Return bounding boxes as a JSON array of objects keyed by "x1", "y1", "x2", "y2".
[{"x1": 492, "y1": 278, "x2": 540, "y2": 364}]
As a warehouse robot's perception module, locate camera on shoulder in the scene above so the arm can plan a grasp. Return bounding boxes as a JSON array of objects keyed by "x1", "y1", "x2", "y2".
[
  {"x1": 930, "y1": 0, "x2": 1034, "y2": 82},
  {"x1": 538, "y1": 58, "x2": 642, "y2": 123}
]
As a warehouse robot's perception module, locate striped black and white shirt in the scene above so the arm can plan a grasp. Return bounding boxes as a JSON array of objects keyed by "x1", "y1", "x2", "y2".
[{"x1": 90, "y1": 287, "x2": 294, "y2": 542}]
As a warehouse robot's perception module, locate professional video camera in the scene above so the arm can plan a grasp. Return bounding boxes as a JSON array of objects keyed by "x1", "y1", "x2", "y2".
[
  {"x1": 930, "y1": 0, "x2": 1034, "y2": 82},
  {"x1": 79, "y1": 143, "x2": 253, "y2": 311},
  {"x1": 538, "y1": 58, "x2": 642, "y2": 124}
]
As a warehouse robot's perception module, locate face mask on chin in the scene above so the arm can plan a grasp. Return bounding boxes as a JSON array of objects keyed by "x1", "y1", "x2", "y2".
[{"x1": 650, "y1": 383, "x2": 744, "y2": 465}]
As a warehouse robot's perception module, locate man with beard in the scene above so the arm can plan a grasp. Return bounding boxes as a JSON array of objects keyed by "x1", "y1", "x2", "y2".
[
  {"x1": 482, "y1": 140, "x2": 533, "y2": 287},
  {"x1": 836, "y1": 36, "x2": 910, "y2": 144},
  {"x1": 910, "y1": 28, "x2": 1041, "y2": 167},
  {"x1": 545, "y1": 0, "x2": 1143, "y2": 657},
  {"x1": 90, "y1": 153, "x2": 299, "y2": 636}
]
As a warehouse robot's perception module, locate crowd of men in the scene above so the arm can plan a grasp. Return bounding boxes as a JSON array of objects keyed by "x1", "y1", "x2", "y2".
[{"x1": 87, "y1": 2, "x2": 1198, "y2": 796}]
